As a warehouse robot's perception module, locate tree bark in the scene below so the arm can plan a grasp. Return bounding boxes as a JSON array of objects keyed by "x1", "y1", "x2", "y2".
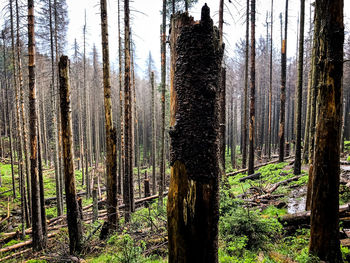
[
  {"x1": 124, "y1": 0, "x2": 134, "y2": 222},
  {"x1": 59, "y1": 56, "x2": 83, "y2": 254},
  {"x1": 167, "y1": 5, "x2": 223, "y2": 262},
  {"x1": 242, "y1": 0, "x2": 249, "y2": 169},
  {"x1": 28, "y1": 0, "x2": 44, "y2": 250},
  {"x1": 247, "y1": 0, "x2": 256, "y2": 175},
  {"x1": 279, "y1": 0, "x2": 288, "y2": 163},
  {"x1": 100, "y1": 0, "x2": 119, "y2": 233},
  {"x1": 268, "y1": 0, "x2": 273, "y2": 159},
  {"x1": 309, "y1": 0, "x2": 344, "y2": 261},
  {"x1": 294, "y1": 0, "x2": 305, "y2": 175}
]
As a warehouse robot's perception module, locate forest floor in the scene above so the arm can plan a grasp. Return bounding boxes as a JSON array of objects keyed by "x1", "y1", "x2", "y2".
[{"x1": 1, "y1": 143, "x2": 350, "y2": 262}]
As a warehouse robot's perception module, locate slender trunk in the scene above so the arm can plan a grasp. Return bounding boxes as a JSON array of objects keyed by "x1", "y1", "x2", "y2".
[
  {"x1": 242, "y1": 0, "x2": 249, "y2": 168},
  {"x1": 28, "y1": 0, "x2": 44, "y2": 250},
  {"x1": 100, "y1": 0, "x2": 119, "y2": 234},
  {"x1": 248, "y1": 0, "x2": 256, "y2": 175},
  {"x1": 279, "y1": 0, "x2": 288, "y2": 162},
  {"x1": 268, "y1": 0, "x2": 273, "y2": 159},
  {"x1": 159, "y1": 0, "x2": 166, "y2": 207},
  {"x1": 59, "y1": 56, "x2": 83, "y2": 254},
  {"x1": 151, "y1": 72, "x2": 156, "y2": 195},
  {"x1": 294, "y1": 0, "x2": 305, "y2": 175},
  {"x1": 124, "y1": 0, "x2": 134, "y2": 222}
]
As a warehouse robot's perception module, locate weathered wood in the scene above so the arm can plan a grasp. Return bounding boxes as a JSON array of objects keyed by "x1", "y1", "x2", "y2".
[
  {"x1": 267, "y1": 175, "x2": 301, "y2": 193},
  {"x1": 279, "y1": 204, "x2": 350, "y2": 227},
  {"x1": 239, "y1": 172, "x2": 261, "y2": 182},
  {"x1": 167, "y1": 5, "x2": 223, "y2": 263},
  {"x1": 59, "y1": 55, "x2": 83, "y2": 254}
]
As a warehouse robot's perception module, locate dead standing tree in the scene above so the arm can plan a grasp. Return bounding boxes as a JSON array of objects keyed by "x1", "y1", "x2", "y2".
[
  {"x1": 309, "y1": 0, "x2": 344, "y2": 261},
  {"x1": 59, "y1": 55, "x2": 83, "y2": 254},
  {"x1": 167, "y1": 5, "x2": 223, "y2": 262},
  {"x1": 100, "y1": 0, "x2": 119, "y2": 236},
  {"x1": 28, "y1": 0, "x2": 45, "y2": 251}
]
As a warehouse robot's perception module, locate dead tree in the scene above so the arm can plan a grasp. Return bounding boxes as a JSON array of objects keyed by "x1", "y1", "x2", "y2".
[
  {"x1": 100, "y1": 0, "x2": 119, "y2": 235},
  {"x1": 248, "y1": 0, "x2": 256, "y2": 175},
  {"x1": 309, "y1": 0, "x2": 344, "y2": 261},
  {"x1": 294, "y1": 0, "x2": 305, "y2": 175},
  {"x1": 59, "y1": 56, "x2": 83, "y2": 254},
  {"x1": 28, "y1": 0, "x2": 45, "y2": 250},
  {"x1": 278, "y1": 0, "x2": 288, "y2": 162},
  {"x1": 167, "y1": 5, "x2": 223, "y2": 262}
]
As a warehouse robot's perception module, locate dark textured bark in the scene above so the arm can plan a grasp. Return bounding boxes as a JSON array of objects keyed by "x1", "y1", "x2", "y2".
[
  {"x1": 309, "y1": 0, "x2": 344, "y2": 261},
  {"x1": 305, "y1": 4, "x2": 321, "y2": 211},
  {"x1": 279, "y1": 0, "x2": 288, "y2": 163},
  {"x1": 59, "y1": 56, "x2": 83, "y2": 254},
  {"x1": 124, "y1": 0, "x2": 134, "y2": 222},
  {"x1": 247, "y1": 0, "x2": 255, "y2": 175},
  {"x1": 117, "y1": 0, "x2": 123, "y2": 196},
  {"x1": 28, "y1": 0, "x2": 44, "y2": 250},
  {"x1": 151, "y1": 72, "x2": 156, "y2": 195},
  {"x1": 159, "y1": 0, "x2": 166, "y2": 207},
  {"x1": 242, "y1": 0, "x2": 249, "y2": 168},
  {"x1": 100, "y1": 0, "x2": 119, "y2": 233},
  {"x1": 294, "y1": 0, "x2": 305, "y2": 175},
  {"x1": 268, "y1": 0, "x2": 273, "y2": 159},
  {"x1": 167, "y1": 6, "x2": 223, "y2": 262}
]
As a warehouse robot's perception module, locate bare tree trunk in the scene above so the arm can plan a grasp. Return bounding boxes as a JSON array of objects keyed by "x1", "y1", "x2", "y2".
[
  {"x1": 279, "y1": 0, "x2": 288, "y2": 163},
  {"x1": 117, "y1": 0, "x2": 123, "y2": 196},
  {"x1": 2, "y1": 32, "x2": 16, "y2": 199},
  {"x1": 100, "y1": 0, "x2": 119, "y2": 235},
  {"x1": 59, "y1": 56, "x2": 83, "y2": 254},
  {"x1": 242, "y1": 0, "x2": 249, "y2": 168},
  {"x1": 248, "y1": 0, "x2": 256, "y2": 175},
  {"x1": 167, "y1": 6, "x2": 223, "y2": 262},
  {"x1": 268, "y1": 0, "x2": 273, "y2": 159},
  {"x1": 49, "y1": 0, "x2": 63, "y2": 216},
  {"x1": 124, "y1": 0, "x2": 134, "y2": 222},
  {"x1": 159, "y1": 0, "x2": 166, "y2": 208},
  {"x1": 294, "y1": 0, "x2": 305, "y2": 175},
  {"x1": 28, "y1": 0, "x2": 44, "y2": 250},
  {"x1": 151, "y1": 72, "x2": 156, "y2": 195},
  {"x1": 309, "y1": 0, "x2": 344, "y2": 261}
]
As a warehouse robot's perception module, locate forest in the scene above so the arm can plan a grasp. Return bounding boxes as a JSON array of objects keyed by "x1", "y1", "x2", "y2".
[{"x1": 0, "y1": 0, "x2": 349, "y2": 262}]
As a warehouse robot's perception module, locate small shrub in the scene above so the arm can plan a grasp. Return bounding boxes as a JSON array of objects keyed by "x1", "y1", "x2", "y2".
[
  {"x1": 219, "y1": 207, "x2": 282, "y2": 255},
  {"x1": 108, "y1": 234, "x2": 144, "y2": 263}
]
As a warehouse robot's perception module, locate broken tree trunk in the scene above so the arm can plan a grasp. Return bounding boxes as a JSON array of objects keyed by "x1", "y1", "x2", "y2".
[{"x1": 167, "y1": 5, "x2": 223, "y2": 263}]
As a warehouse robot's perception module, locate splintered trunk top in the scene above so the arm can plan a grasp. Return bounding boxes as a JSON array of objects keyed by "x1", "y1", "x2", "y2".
[{"x1": 167, "y1": 4, "x2": 223, "y2": 263}]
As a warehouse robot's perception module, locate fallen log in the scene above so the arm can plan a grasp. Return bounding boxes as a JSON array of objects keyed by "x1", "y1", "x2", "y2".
[
  {"x1": 0, "y1": 248, "x2": 32, "y2": 262},
  {"x1": 0, "y1": 189, "x2": 12, "y2": 196},
  {"x1": 227, "y1": 156, "x2": 294, "y2": 177},
  {"x1": 239, "y1": 172, "x2": 261, "y2": 182},
  {"x1": 44, "y1": 188, "x2": 107, "y2": 205},
  {"x1": 0, "y1": 232, "x2": 57, "y2": 253},
  {"x1": 279, "y1": 204, "x2": 350, "y2": 226},
  {"x1": 267, "y1": 175, "x2": 301, "y2": 194}
]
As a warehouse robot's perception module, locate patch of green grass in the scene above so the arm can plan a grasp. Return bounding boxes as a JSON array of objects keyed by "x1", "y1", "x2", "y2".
[{"x1": 261, "y1": 205, "x2": 287, "y2": 217}]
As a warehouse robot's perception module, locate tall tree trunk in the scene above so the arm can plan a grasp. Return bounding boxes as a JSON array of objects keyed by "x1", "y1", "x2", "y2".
[
  {"x1": 268, "y1": 0, "x2": 273, "y2": 159},
  {"x1": 59, "y1": 56, "x2": 83, "y2": 254},
  {"x1": 151, "y1": 72, "x2": 156, "y2": 195},
  {"x1": 279, "y1": 0, "x2": 288, "y2": 162},
  {"x1": 294, "y1": 0, "x2": 305, "y2": 175},
  {"x1": 309, "y1": 0, "x2": 344, "y2": 261},
  {"x1": 28, "y1": 0, "x2": 44, "y2": 250},
  {"x1": 247, "y1": 0, "x2": 256, "y2": 175},
  {"x1": 49, "y1": 0, "x2": 63, "y2": 216},
  {"x1": 159, "y1": 0, "x2": 166, "y2": 207},
  {"x1": 2, "y1": 32, "x2": 16, "y2": 199},
  {"x1": 242, "y1": 0, "x2": 249, "y2": 168},
  {"x1": 100, "y1": 0, "x2": 119, "y2": 235},
  {"x1": 124, "y1": 0, "x2": 134, "y2": 222},
  {"x1": 167, "y1": 6, "x2": 223, "y2": 262},
  {"x1": 117, "y1": 0, "x2": 123, "y2": 196}
]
